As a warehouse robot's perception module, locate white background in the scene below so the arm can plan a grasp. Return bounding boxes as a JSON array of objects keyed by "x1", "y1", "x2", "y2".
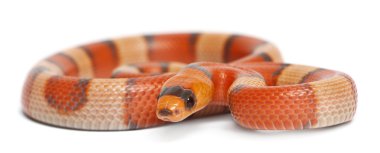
[{"x1": 0, "y1": 0, "x2": 379, "y2": 153}]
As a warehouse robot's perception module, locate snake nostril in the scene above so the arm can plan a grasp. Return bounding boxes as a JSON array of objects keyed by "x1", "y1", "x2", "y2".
[{"x1": 158, "y1": 109, "x2": 173, "y2": 116}]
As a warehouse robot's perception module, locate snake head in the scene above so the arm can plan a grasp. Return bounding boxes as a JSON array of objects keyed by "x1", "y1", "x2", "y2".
[
  {"x1": 156, "y1": 72, "x2": 214, "y2": 122},
  {"x1": 156, "y1": 66, "x2": 214, "y2": 122},
  {"x1": 156, "y1": 86, "x2": 197, "y2": 122}
]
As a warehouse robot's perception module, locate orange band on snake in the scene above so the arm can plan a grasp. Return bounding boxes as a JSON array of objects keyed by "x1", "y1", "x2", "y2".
[{"x1": 22, "y1": 33, "x2": 357, "y2": 130}]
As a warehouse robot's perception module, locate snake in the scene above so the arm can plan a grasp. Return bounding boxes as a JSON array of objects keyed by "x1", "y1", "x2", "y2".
[{"x1": 22, "y1": 33, "x2": 357, "y2": 130}]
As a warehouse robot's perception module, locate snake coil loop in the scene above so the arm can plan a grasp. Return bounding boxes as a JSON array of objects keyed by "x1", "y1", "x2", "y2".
[{"x1": 22, "y1": 33, "x2": 357, "y2": 130}]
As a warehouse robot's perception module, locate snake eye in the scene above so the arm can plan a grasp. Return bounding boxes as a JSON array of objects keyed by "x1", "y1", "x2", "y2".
[{"x1": 184, "y1": 95, "x2": 195, "y2": 110}]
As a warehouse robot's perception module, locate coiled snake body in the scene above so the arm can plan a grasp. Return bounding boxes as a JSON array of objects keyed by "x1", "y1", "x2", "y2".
[{"x1": 22, "y1": 33, "x2": 357, "y2": 130}]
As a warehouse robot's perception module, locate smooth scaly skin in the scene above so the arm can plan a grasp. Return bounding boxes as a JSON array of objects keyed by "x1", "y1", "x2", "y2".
[{"x1": 22, "y1": 33, "x2": 357, "y2": 130}]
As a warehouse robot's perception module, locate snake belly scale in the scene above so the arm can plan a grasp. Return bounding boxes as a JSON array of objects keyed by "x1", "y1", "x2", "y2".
[{"x1": 22, "y1": 33, "x2": 357, "y2": 130}]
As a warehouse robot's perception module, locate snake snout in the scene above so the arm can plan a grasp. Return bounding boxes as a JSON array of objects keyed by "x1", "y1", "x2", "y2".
[
  {"x1": 156, "y1": 95, "x2": 186, "y2": 122},
  {"x1": 156, "y1": 106, "x2": 184, "y2": 122}
]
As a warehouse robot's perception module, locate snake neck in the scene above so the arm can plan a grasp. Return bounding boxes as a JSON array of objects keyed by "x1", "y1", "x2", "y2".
[{"x1": 157, "y1": 62, "x2": 266, "y2": 122}]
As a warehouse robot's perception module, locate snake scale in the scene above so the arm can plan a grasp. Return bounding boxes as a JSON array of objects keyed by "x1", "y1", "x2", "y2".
[{"x1": 22, "y1": 33, "x2": 357, "y2": 130}]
